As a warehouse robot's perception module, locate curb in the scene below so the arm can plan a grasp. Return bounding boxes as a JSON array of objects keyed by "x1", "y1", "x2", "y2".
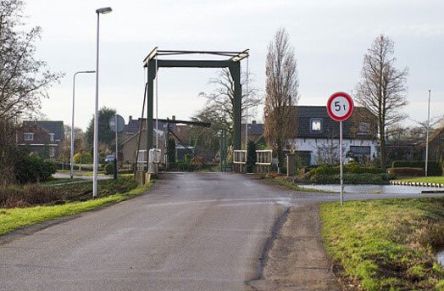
[{"x1": 390, "y1": 180, "x2": 444, "y2": 188}]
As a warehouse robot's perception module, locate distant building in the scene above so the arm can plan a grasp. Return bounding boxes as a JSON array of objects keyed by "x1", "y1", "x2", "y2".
[
  {"x1": 287, "y1": 106, "x2": 378, "y2": 166},
  {"x1": 17, "y1": 120, "x2": 65, "y2": 159},
  {"x1": 427, "y1": 127, "x2": 444, "y2": 161},
  {"x1": 241, "y1": 120, "x2": 265, "y2": 144}
]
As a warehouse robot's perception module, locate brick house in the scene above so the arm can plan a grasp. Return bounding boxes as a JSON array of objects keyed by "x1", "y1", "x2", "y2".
[{"x1": 17, "y1": 121, "x2": 65, "y2": 160}]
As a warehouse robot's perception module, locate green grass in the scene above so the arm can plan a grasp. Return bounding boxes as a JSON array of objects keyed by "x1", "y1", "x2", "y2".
[
  {"x1": 321, "y1": 198, "x2": 444, "y2": 290},
  {"x1": 41, "y1": 178, "x2": 85, "y2": 185},
  {"x1": 398, "y1": 176, "x2": 444, "y2": 184},
  {"x1": 262, "y1": 175, "x2": 329, "y2": 193},
  {"x1": 0, "y1": 182, "x2": 151, "y2": 236}
]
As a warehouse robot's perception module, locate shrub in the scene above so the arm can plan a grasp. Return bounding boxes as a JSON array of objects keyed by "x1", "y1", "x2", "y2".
[
  {"x1": 73, "y1": 152, "x2": 93, "y2": 164},
  {"x1": 392, "y1": 160, "x2": 442, "y2": 176},
  {"x1": 14, "y1": 155, "x2": 56, "y2": 184},
  {"x1": 307, "y1": 164, "x2": 384, "y2": 178},
  {"x1": 246, "y1": 141, "x2": 257, "y2": 173},
  {"x1": 104, "y1": 163, "x2": 114, "y2": 175},
  {"x1": 387, "y1": 167, "x2": 424, "y2": 177},
  {"x1": 309, "y1": 173, "x2": 391, "y2": 185}
]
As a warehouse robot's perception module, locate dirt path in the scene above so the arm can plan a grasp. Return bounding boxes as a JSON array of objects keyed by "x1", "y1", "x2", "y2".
[{"x1": 248, "y1": 203, "x2": 340, "y2": 290}]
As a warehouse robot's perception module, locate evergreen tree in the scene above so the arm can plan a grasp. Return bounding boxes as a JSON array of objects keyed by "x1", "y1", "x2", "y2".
[{"x1": 246, "y1": 140, "x2": 257, "y2": 173}]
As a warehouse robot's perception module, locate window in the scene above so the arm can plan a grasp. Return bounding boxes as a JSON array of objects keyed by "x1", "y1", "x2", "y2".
[
  {"x1": 310, "y1": 119, "x2": 322, "y2": 132},
  {"x1": 24, "y1": 133, "x2": 34, "y2": 141},
  {"x1": 49, "y1": 147, "x2": 55, "y2": 158},
  {"x1": 358, "y1": 122, "x2": 370, "y2": 135},
  {"x1": 49, "y1": 133, "x2": 55, "y2": 142}
]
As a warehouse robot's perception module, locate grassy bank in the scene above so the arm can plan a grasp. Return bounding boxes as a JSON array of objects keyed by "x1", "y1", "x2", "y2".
[
  {"x1": 398, "y1": 176, "x2": 444, "y2": 184},
  {"x1": 0, "y1": 181, "x2": 151, "y2": 236},
  {"x1": 261, "y1": 175, "x2": 327, "y2": 192},
  {"x1": 321, "y1": 198, "x2": 444, "y2": 290}
]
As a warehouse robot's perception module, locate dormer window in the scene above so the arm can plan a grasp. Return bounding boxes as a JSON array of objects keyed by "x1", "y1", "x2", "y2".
[
  {"x1": 310, "y1": 118, "x2": 322, "y2": 132},
  {"x1": 24, "y1": 133, "x2": 34, "y2": 141}
]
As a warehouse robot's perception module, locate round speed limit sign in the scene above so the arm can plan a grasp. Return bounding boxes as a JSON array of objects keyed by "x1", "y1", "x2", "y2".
[{"x1": 326, "y1": 92, "x2": 354, "y2": 122}]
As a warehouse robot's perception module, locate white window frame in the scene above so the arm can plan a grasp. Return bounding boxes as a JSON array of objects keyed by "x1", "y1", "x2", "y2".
[
  {"x1": 310, "y1": 118, "x2": 322, "y2": 132},
  {"x1": 49, "y1": 147, "x2": 55, "y2": 158},
  {"x1": 49, "y1": 133, "x2": 55, "y2": 142}
]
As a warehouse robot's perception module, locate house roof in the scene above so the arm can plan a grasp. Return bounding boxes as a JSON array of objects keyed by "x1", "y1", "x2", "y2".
[
  {"x1": 282, "y1": 106, "x2": 377, "y2": 139},
  {"x1": 242, "y1": 123, "x2": 264, "y2": 136},
  {"x1": 22, "y1": 120, "x2": 64, "y2": 141}
]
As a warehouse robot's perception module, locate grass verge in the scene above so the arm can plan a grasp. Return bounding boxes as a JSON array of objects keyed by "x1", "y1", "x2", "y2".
[
  {"x1": 261, "y1": 175, "x2": 328, "y2": 193},
  {"x1": 398, "y1": 176, "x2": 444, "y2": 184},
  {"x1": 0, "y1": 182, "x2": 151, "y2": 236},
  {"x1": 321, "y1": 198, "x2": 444, "y2": 290}
]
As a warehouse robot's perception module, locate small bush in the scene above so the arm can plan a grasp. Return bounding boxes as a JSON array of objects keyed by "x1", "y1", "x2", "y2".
[
  {"x1": 73, "y1": 152, "x2": 93, "y2": 164},
  {"x1": 387, "y1": 167, "x2": 424, "y2": 177},
  {"x1": 104, "y1": 163, "x2": 114, "y2": 175},
  {"x1": 15, "y1": 155, "x2": 56, "y2": 184},
  {"x1": 392, "y1": 160, "x2": 442, "y2": 176}
]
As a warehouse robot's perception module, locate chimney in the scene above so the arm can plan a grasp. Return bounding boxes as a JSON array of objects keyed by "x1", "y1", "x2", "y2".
[
  {"x1": 129, "y1": 115, "x2": 132, "y2": 122},
  {"x1": 172, "y1": 115, "x2": 176, "y2": 121},
  {"x1": 252, "y1": 120, "x2": 257, "y2": 125}
]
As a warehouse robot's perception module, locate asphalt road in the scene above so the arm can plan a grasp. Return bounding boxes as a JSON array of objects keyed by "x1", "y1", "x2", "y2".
[
  {"x1": 2, "y1": 173, "x2": 443, "y2": 291},
  {"x1": 0, "y1": 173, "x2": 292, "y2": 291}
]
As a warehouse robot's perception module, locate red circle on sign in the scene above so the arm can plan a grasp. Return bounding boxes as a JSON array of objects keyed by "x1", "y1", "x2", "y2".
[{"x1": 326, "y1": 92, "x2": 354, "y2": 122}]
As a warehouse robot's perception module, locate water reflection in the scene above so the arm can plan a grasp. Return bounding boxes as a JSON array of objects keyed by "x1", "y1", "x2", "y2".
[{"x1": 301, "y1": 184, "x2": 441, "y2": 194}]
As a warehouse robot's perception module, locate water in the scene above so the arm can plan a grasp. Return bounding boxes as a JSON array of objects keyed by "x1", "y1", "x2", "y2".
[
  {"x1": 438, "y1": 250, "x2": 444, "y2": 267},
  {"x1": 301, "y1": 184, "x2": 442, "y2": 195}
]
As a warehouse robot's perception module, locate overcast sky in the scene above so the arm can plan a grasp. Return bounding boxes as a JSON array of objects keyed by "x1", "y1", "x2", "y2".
[{"x1": 24, "y1": 0, "x2": 444, "y2": 130}]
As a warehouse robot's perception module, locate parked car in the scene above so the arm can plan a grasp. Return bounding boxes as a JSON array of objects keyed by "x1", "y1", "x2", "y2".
[{"x1": 104, "y1": 154, "x2": 115, "y2": 163}]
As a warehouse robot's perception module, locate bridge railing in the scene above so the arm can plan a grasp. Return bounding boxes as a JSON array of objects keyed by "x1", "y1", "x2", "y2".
[
  {"x1": 256, "y1": 150, "x2": 272, "y2": 174},
  {"x1": 233, "y1": 150, "x2": 247, "y2": 173}
]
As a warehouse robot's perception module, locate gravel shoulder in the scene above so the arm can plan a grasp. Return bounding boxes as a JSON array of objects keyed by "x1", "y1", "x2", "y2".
[{"x1": 248, "y1": 203, "x2": 340, "y2": 290}]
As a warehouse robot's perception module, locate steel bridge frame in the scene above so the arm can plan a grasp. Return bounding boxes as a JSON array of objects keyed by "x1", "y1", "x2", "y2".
[{"x1": 142, "y1": 48, "x2": 249, "y2": 169}]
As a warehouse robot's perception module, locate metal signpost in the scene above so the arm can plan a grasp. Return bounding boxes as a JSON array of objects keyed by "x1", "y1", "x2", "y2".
[
  {"x1": 109, "y1": 114, "x2": 125, "y2": 179},
  {"x1": 326, "y1": 92, "x2": 354, "y2": 205}
]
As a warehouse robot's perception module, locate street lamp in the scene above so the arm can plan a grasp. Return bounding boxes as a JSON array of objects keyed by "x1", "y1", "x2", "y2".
[
  {"x1": 425, "y1": 89, "x2": 431, "y2": 177},
  {"x1": 71, "y1": 70, "x2": 95, "y2": 179},
  {"x1": 93, "y1": 7, "x2": 112, "y2": 198}
]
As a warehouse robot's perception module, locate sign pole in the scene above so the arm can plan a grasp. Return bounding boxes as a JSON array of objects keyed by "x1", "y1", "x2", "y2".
[
  {"x1": 339, "y1": 121, "x2": 343, "y2": 205},
  {"x1": 114, "y1": 114, "x2": 118, "y2": 180},
  {"x1": 326, "y1": 91, "x2": 354, "y2": 206}
]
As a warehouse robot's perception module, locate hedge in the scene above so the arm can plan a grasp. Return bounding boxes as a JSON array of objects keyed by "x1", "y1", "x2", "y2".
[
  {"x1": 387, "y1": 167, "x2": 424, "y2": 177},
  {"x1": 392, "y1": 160, "x2": 442, "y2": 176},
  {"x1": 15, "y1": 155, "x2": 56, "y2": 184},
  {"x1": 307, "y1": 164, "x2": 385, "y2": 178},
  {"x1": 308, "y1": 173, "x2": 392, "y2": 185}
]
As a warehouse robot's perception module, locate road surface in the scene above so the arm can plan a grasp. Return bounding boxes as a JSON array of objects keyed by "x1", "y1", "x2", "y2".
[
  {"x1": 0, "y1": 173, "x2": 294, "y2": 291},
  {"x1": 2, "y1": 173, "x2": 442, "y2": 291}
]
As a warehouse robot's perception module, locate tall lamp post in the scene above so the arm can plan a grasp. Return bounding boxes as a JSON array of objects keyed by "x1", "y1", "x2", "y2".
[
  {"x1": 71, "y1": 70, "x2": 95, "y2": 179},
  {"x1": 425, "y1": 89, "x2": 431, "y2": 177},
  {"x1": 93, "y1": 7, "x2": 112, "y2": 198}
]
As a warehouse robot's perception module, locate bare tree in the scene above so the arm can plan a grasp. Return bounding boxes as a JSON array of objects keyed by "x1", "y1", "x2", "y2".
[
  {"x1": 0, "y1": 0, "x2": 61, "y2": 120},
  {"x1": 199, "y1": 68, "x2": 260, "y2": 139},
  {"x1": 356, "y1": 34, "x2": 408, "y2": 168},
  {"x1": 264, "y1": 28, "x2": 299, "y2": 167}
]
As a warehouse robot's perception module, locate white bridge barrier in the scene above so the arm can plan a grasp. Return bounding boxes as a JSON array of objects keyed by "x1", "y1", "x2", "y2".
[
  {"x1": 233, "y1": 150, "x2": 247, "y2": 173},
  {"x1": 256, "y1": 150, "x2": 272, "y2": 173}
]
